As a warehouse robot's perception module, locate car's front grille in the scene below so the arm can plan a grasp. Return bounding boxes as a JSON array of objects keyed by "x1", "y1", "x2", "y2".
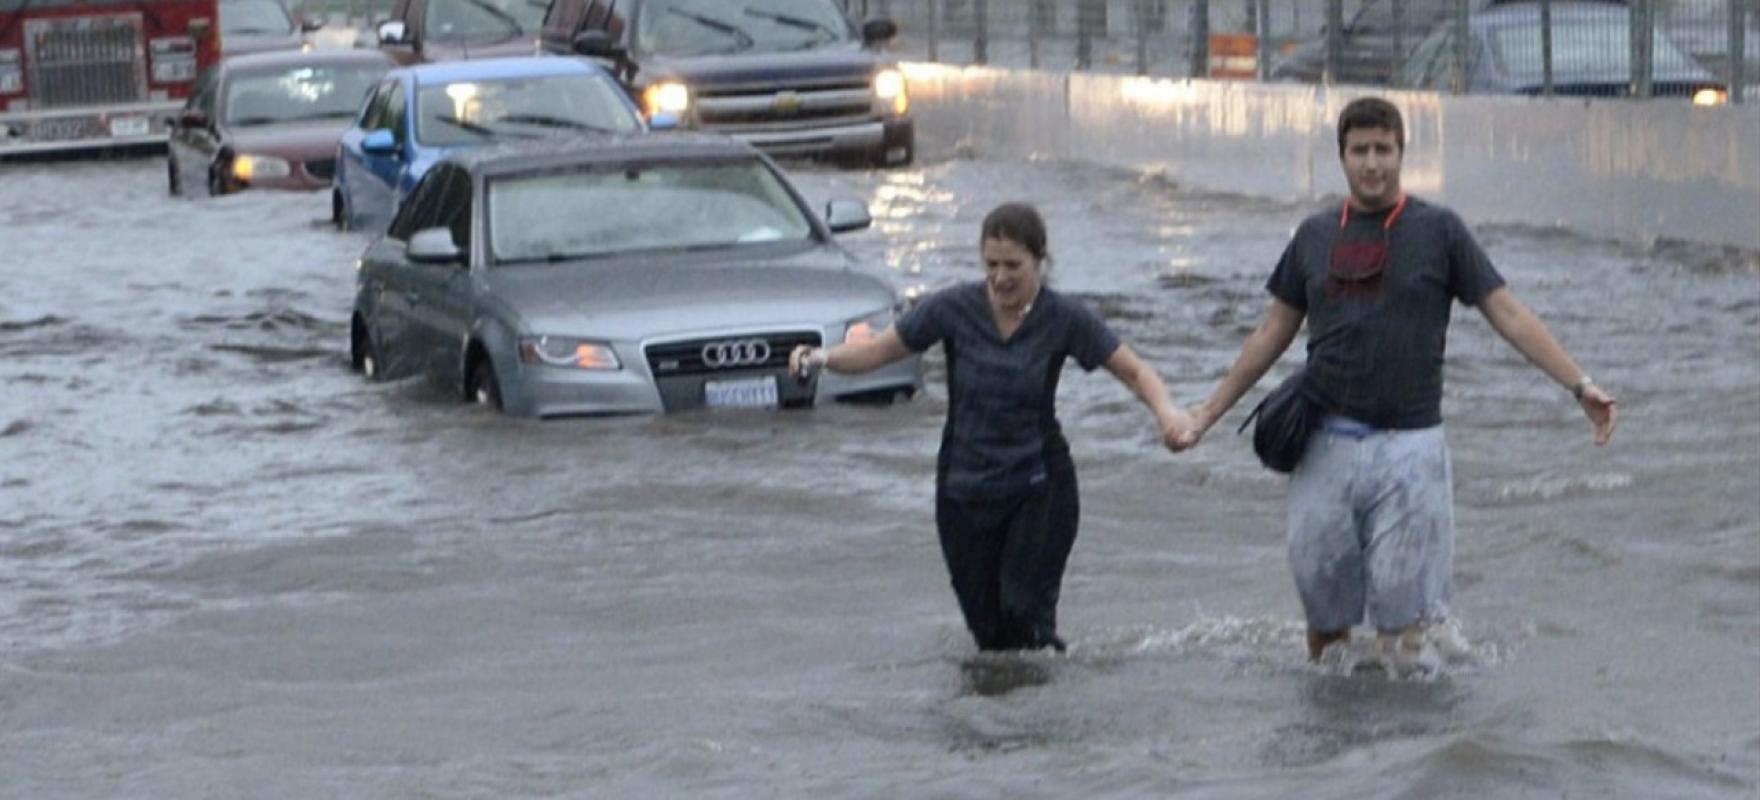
[
  {"x1": 24, "y1": 14, "x2": 147, "y2": 108},
  {"x1": 304, "y1": 158, "x2": 336, "y2": 181},
  {"x1": 693, "y1": 80, "x2": 875, "y2": 131},
  {"x1": 644, "y1": 330, "x2": 821, "y2": 378}
]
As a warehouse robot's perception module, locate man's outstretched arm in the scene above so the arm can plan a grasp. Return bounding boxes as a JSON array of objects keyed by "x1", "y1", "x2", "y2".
[
  {"x1": 1183, "y1": 298, "x2": 1306, "y2": 448},
  {"x1": 1477, "y1": 286, "x2": 1617, "y2": 445}
]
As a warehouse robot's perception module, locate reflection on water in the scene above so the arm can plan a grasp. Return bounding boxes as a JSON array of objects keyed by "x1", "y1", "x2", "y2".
[{"x1": 0, "y1": 156, "x2": 1755, "y2": 798}]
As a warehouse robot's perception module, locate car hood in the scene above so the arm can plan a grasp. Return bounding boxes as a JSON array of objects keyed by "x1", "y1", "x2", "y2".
[
  {"x1": 483, "y1": 246, "x2": 896, "y2": 340},
  {"x1": 640, "y1": 42, "x2": 885, "y2": 88},
  {"x1": 225, "y1": 120, "x2": 354, "y2": 160}
]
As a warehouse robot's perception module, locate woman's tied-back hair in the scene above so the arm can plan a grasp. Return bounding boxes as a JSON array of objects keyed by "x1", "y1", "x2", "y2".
[
  {"x1": 1337, "y1": 97, "x2": 1405, "y2": 155},
  {"x1": 981, "y1": 202, "x2": 1049, "y2": 262}
]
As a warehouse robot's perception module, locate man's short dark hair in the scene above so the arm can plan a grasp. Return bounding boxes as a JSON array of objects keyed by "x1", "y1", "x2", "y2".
[
  {"x1": 1337, "y1": 97, "x2": 1405, "y2": 155},
  {"x1": 980, "y1": 202, "x2": 1049, "y2": 261}
]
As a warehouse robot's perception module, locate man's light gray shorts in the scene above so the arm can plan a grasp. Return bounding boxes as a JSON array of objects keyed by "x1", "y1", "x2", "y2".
[{"x1": 1287, "y1": 416, "x2": 1454, "y2": 634}]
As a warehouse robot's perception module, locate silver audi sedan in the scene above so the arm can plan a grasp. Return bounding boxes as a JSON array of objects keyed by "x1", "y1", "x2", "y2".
[{"x1": 349, "y1": 134, "x2": 922, "y2": 416}]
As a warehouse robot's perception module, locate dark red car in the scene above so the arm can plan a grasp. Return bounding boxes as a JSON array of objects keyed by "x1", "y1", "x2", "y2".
[{"x1": 167, "y1": 48, "x2": 393, "y2": 195}]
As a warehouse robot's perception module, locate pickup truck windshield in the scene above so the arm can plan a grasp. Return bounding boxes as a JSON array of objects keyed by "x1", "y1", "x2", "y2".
[
  {"x1": 490, "y1": 160, "x2": 814, "y2": 265},
  {"x1": 636, "y1": 0, "x2": 855, "y2": 57}
]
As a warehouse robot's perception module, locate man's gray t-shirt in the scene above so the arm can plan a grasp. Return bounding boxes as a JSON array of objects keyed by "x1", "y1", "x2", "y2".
[
  {"x1": 1266, "y1": 196, "x2": 1505, "y2": 429},
  {"x1": 896, "y1": 282, "x2": 1121, "y2": 499}
]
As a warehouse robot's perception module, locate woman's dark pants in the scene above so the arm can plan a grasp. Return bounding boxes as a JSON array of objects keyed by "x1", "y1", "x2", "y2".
[{"x1": 935, "y1": 455, "x2": 1079, "y2": 652}]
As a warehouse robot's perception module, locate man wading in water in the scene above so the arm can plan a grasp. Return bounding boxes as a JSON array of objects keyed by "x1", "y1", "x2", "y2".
[{"x1": 1178, "y1": 97, "x2": 1617, "y2": 666}]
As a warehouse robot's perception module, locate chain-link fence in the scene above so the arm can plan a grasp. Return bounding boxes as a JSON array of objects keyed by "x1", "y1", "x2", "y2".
[{"x1": 842, "y1": 0, "x2": 1755, "y2": 103}]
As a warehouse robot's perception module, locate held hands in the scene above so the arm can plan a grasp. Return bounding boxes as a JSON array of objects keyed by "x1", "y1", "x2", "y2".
[
  {"x1": 1578, "y1": 383, "x2": 1618, "y2": 446},
  {"x1": 1159, "y1": 403, "x2": 1203, "y2": 453}
]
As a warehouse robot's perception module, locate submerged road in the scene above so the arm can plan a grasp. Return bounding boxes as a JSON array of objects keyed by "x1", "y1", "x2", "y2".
[{"x1": 1, "y1": 153, "x2": 1756, "y2": 798}]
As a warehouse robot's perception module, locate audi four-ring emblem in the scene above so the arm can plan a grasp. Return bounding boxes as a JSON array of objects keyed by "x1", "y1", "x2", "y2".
[{"x1": 701, "y1": 338, "x2": 772, "y2": 369}]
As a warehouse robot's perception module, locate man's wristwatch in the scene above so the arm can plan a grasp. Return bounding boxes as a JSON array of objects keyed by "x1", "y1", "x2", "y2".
[{"x1": 1570, "y1": 375, "x2": 1595, "y2": 400}]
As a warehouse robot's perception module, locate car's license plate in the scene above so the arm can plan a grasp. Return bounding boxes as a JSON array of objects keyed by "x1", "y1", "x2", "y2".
[
  {"x1": 109, "y1": 116, "x2": 149, "y2": 137},
  {"x1": 704, "y1": 376, "x2": 778, "y2": 409}
]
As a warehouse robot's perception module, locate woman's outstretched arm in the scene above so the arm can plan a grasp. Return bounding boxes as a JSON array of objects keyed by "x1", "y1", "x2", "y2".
[{"x1": 789, "y1": 329, "x2": 914, "y2": 378}]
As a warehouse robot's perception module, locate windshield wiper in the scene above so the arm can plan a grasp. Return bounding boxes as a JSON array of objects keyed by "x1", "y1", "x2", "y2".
[
  {"x1": 665, "y1": 7, "x2": 754, "y2": 52},
  {"x1": 431, "y1": 114, "x2": 497, "y2": 137},
  {"x1": 495, "y1": 113, "x2": 618, "y2": 133},
  {"x1": 499, "y1": 250, "x2": 606, "y2": 265}
]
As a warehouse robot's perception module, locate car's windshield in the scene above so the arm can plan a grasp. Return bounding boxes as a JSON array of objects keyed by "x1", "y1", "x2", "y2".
[
  {"x1": 1491, "y1": 16, "x2": 1699, "y2": 79},
  {"x1": 489, "y1": 160, "x2": 815, "y2": 265},
  {"x1": 634, "y1": 0, "x2": 854, "y2": 57},
  {"x1": 223, "y1": 63, "x2": 389, "y2": 126},
  {"x1": 219, "y1": 0, "x2": 293, "y2": 35},
  {"x1": 422, "y1": 0, "x2": 546, "y2": 40},
  {"x1": 416, "y1": 73, "x2": 641, "y2": 145}
]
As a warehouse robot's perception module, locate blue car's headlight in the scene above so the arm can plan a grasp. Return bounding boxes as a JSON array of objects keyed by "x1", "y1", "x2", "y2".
[{"x1": 519, "y1": 336, "x2": 621, "y2": 370}]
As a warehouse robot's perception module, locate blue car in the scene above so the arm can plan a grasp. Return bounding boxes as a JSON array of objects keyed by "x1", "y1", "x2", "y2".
[{"x1": 331, "y1": 56, "x2": 648, "y2": 232}]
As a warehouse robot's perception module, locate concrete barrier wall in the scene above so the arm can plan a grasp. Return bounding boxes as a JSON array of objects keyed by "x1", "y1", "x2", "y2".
[{"x1": 904, "y1": 64, "x2": 1760, "y2": 251}]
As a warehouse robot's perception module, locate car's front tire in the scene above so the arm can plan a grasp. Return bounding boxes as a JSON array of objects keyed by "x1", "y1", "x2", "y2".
[
  {"x1": 466, "y1": 356, "x2": 502, "y2": 411},
  {"x1": 351, "y1": 315, "x2": 384, "y2": 380},
  {"x1": 332, "y1": 190, "x2": 351, "y2": 232}
]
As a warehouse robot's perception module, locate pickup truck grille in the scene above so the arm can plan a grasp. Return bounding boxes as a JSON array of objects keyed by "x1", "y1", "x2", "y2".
[
  {"x1": 24, "y1": 14, "x2": 148, "y2": 108},
  {"x1": 693, "y1": 79, "x2": 875, "y2": 132}
]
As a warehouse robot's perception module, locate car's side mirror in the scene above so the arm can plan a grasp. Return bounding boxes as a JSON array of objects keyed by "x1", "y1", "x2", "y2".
[
  {"x1": 825, "y1": 199, "x2": 871, "y2": 233},
  {"x1": 376, "y1": 20, "x2": 408, "y2": 45},
  {"x1": 299, "y1": 17, "x2": 324, "y2": 33},
  {"x1": 572, "y1": 29, "x2": 624, "y2": 60},
  {"x1": 178, "y1": 107, "x2": 210, "y2": 129},
  {"x1": 860, "y1": 17, "x2": 897, "y2": 47},
  {"x1": 409, "y1": 228, "x2": 463, "y2": 264},
  {"x1": 362, "y1": 128, "x2": 398, "y2": 156}
]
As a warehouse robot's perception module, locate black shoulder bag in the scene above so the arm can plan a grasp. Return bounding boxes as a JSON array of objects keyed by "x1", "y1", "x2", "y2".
[{"x1": 1237, "y1": 371, "x2": 1323, "y2": 474}]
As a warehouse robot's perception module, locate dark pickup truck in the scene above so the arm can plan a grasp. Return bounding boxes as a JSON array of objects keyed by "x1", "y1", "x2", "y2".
[{"x1": 540, "y1": 0, "x2": 913, "y2": 167}]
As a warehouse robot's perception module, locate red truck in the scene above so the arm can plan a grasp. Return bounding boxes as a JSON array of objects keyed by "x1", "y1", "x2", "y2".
[{"x1": 1, "y1": 0, "x2": 222, "y2": 155}]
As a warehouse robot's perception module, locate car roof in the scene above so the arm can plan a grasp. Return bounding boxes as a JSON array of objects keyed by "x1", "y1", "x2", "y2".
[
  {"x1": 401, "y1": 56, "x2": 612, "y2": 87},
  {"x1": 220, "y1": 49, "x2": 394, "y2": 72},
  {"x1": 446, "y1": 133, "x2": 765, "y2": 178}
]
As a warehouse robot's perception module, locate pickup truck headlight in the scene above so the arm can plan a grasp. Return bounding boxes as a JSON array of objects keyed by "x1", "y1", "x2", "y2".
[
  {"x1": 874, "y1": 68, "x2": 907, "y2": 117},
  {"x1": 643, "y1": 82, "x2": 690, "y2": 118},
  {"x1": 519, "y1": 336, "x2": 621, "y2": 370},
  {"x1": 232, "y1": 154, "x2": 291, "y2": 180}
]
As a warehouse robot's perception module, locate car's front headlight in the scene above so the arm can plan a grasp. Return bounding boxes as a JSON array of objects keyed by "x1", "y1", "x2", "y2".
[
  {"x1": 519, "y1": 336, "x2": 621, "y2": 370},
  {"x1": 844, "y1": 308, "x2": 895, "y2": 345},
  {"x1": 1693, "y1": 87, "x2": 1728, "y2": 106},
  {"x1": 232, "y1": 154, "x2": 291, "y2": 181},
  {"x1": 874, "y1": 68, "x2": 908, "y2": 117},
  {"x1": 643, "y1": 81, "x2": 691, "y2": 119}
]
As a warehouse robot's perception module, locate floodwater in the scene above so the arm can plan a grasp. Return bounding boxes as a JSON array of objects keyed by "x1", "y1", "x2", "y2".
[{"x1": 1, "y1": 152, "x2": 1756, "y2": 799}]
